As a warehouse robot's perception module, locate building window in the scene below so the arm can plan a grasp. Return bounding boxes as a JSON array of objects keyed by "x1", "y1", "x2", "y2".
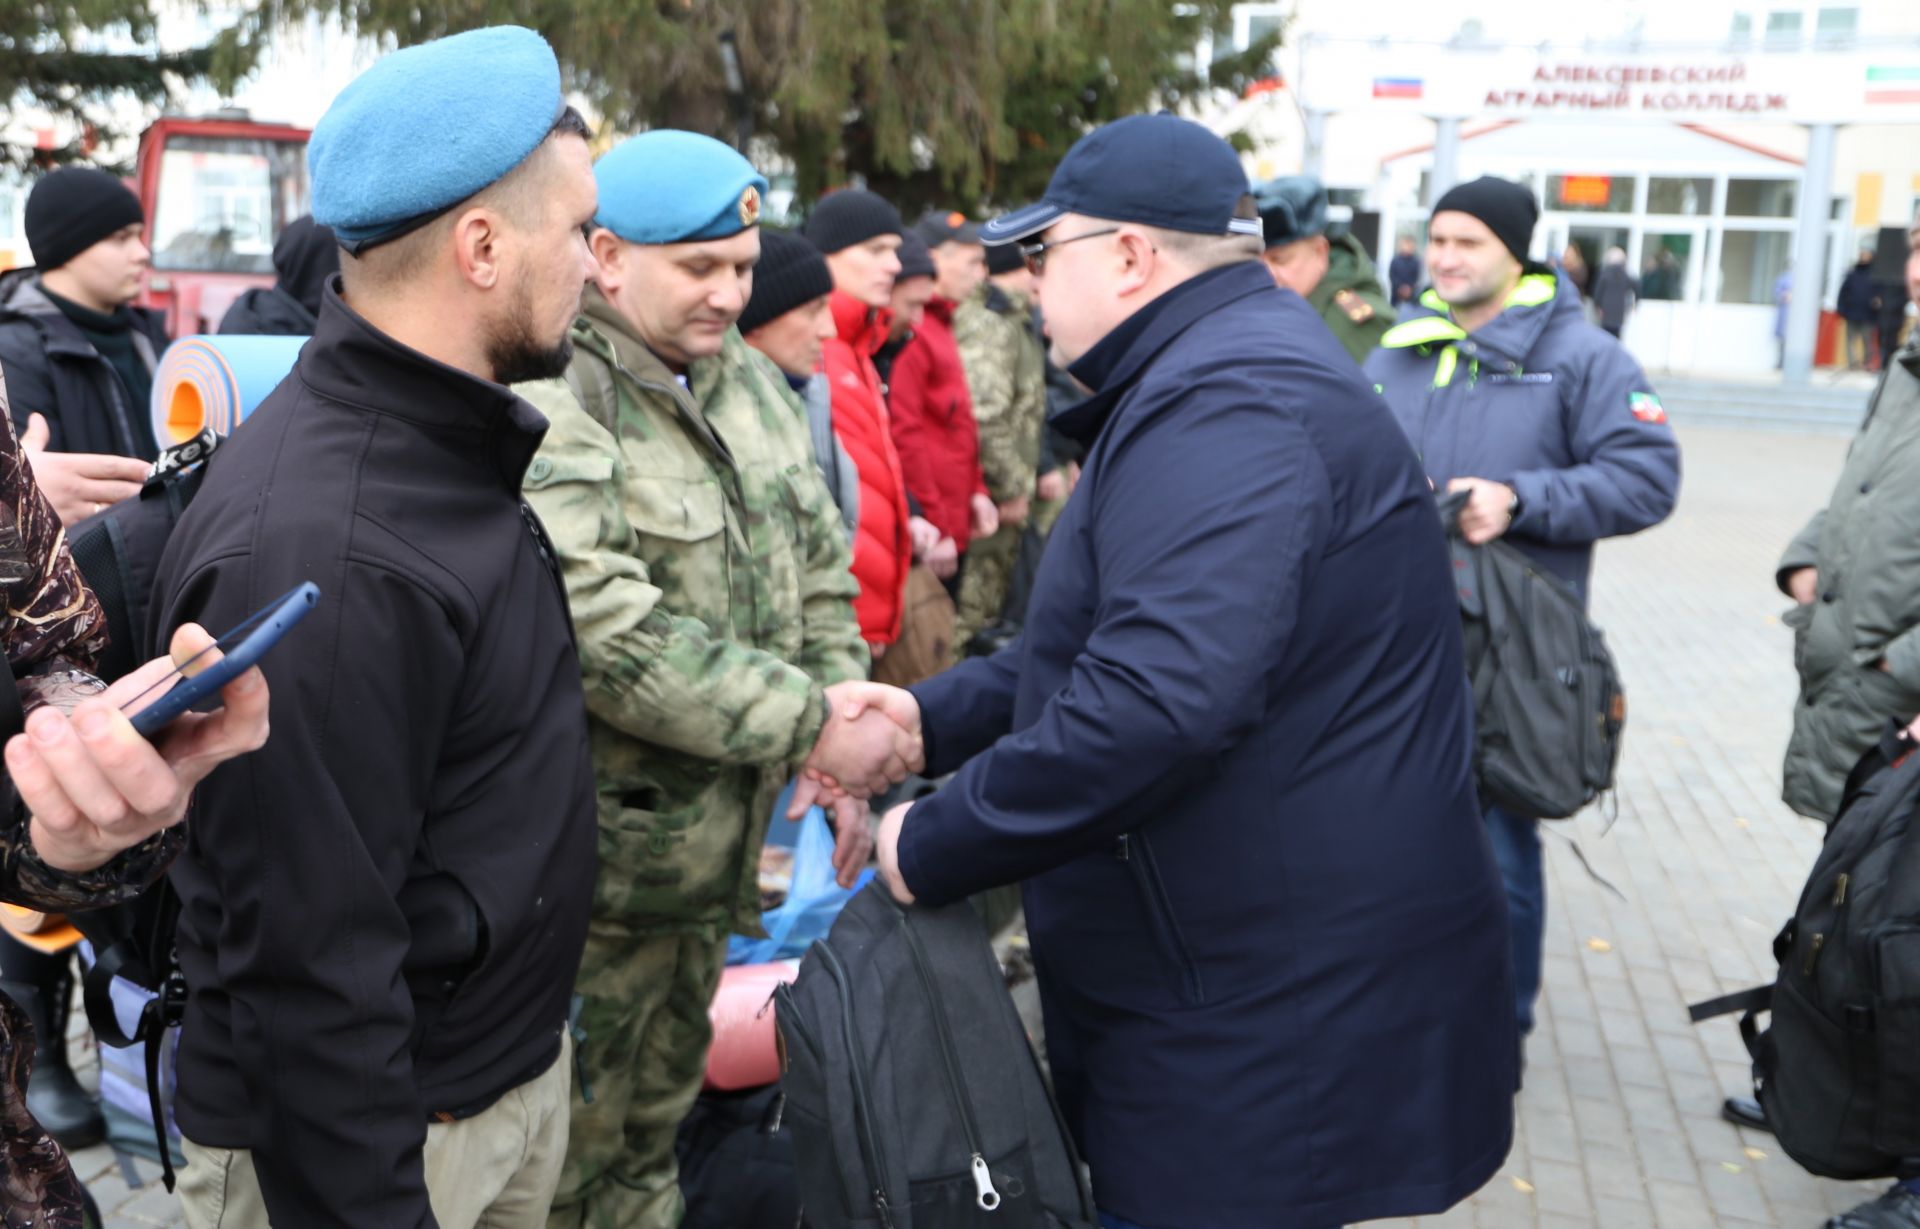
[
  {"x1": 1816, "y1": 7, "x2": 1859, "y2": 42},
  {"x1": 1729, "y1": 12, "x2": 1753, "y2": 43},
  {"x1": 1725, "y1": 178, "x2": 1797, "y2": 218},
  {"x1": 1719, "y1": 230, "x2": 1794, "y2": 304},
  {"x1": 1647, "y1": 177, "x2": 1713, "y2": 216},
  {"x1": 1764, "y1": 9, "x2": 1804, "y2": 46},
  {"x1": 1232, "y1": 4, "x2": 1285, "y2": 53},
  {"x1": 1546, "y1": 174, "x2": 1633, "y2": 214}
]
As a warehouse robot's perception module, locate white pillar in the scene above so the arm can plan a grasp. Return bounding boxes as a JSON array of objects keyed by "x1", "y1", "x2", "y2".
[
  {"x1": 1783, "y1": 122, "x2": 1838, "y2": 385},
  {"x1": 1428, "y1": 116, "x2": 1462, "y2": 208},
  {"x1": 1302, "y1": 109, "x2": 1330, "y2": 179}
]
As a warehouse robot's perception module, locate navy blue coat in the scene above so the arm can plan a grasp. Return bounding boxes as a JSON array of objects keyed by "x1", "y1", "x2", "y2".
[
  {"x1": 901, "y1": 262, "x2": 1515, "y2": 1229},
  {"x1": 1365, "y1": 273, "x2": 1680, "y2": 602}
]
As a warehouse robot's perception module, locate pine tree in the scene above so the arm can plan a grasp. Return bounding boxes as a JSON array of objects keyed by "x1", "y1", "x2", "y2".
[
  {"x1": 265, "y1": 0, "x2": 1280, "y2": 214},
  {"x1": 0, "y1": 0, "x2": 255, "y2": 169}
]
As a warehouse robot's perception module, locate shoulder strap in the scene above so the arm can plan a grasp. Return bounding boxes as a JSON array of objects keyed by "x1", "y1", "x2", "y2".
[{"x1": 563, "y1": 346, "x2": 622, "y2": 439}]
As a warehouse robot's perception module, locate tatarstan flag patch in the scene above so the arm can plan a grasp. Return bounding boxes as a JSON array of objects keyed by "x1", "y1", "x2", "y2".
[{"x1": 1629, "y1": 391, "x2": 1667, "y2": 424}]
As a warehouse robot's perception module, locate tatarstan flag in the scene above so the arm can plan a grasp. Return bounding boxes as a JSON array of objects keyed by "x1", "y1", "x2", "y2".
[{"x1": 1866, "y1": 65, "x2": 1920, "y2": 105}]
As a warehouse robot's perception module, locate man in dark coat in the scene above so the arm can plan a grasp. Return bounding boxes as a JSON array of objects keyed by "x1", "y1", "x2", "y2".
[
  {"x1": 216, "y1": 214, "x2": 341, "y2": 335},
  {"x1": 1366, "y1": 176, "x2": 1680, "y2": 1062},
  {"x1": 0, "y1": 167, "x2": 165, "y2": 526},
  {"x1": 1390, "y1": 234, "x2": 1422, "y2": 305},
  {"x1": 1591, "y1": 246, "x2": 1639, "y2": 338},
  {"x1": 1840, "y1": 246, "x2": 1884, "y2": 370},
  {"x1": 816, "y1": 113, "x2": 1516, "y2": 1229},
  {"x1": 148, "y1": 27, "x2": 602, "y2": 1227}
]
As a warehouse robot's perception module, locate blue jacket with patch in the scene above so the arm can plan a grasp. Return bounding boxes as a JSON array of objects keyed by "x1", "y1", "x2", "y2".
[{"x1": 1363, "y1": 272, "x2": 1681, "y2": 600}]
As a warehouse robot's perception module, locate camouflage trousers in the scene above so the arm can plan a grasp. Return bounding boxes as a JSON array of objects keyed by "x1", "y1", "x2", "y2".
[
  {"x1": 955, "y1": 523, "x2": 1021, "y2": 650},
  {"x1": 955, "y1": 495, "x2": 1069, "y2": 652},
  {"x1": 545, "y1": 926, "x2": 729, "y2": 1229}
]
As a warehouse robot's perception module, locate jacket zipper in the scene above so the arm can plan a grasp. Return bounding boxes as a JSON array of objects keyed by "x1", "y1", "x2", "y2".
[
  {"x1": 1116, "y1": 833, "x2": 1206, "y2": 1003},
  {"x1": 814, "y1": 942, "x2": 898, "y2": 1228},
  {"x1": 895, "y1": 903, "x2": 1003, "y2": 1211}
]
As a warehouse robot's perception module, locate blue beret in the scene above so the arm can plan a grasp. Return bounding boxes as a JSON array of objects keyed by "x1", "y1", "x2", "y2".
[
  {"x1": 592, "y1": 131, "x2": 771, "y2": 246},
  {"x1": 310, "y1": 26, "x2": 563, "y2": 251}
]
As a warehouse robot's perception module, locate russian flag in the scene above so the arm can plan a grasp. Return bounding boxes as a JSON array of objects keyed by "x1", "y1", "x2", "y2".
[{"x1": 1373, "y1": 76, "x2": 1423, "y2": 100}]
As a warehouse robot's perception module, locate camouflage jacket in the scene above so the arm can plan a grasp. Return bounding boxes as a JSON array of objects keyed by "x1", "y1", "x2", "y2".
[
  {"x1": 520, "y1": 290, "x2": 868, "y2": 939},
  {"x1": 0, "y1": 367, "x2": 183, "y2": 1227},
  {"x1": 953, "y1": 284, "x2": 1047, "y2": 504}
]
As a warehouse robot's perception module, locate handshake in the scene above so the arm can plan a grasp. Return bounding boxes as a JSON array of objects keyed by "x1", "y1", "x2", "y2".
[
  {"x1": 792, "y1": 681, "x2": 924, "y2": 810},
  {"x1": 787, "y1": 682, "x2": 924, "y2": 889}
]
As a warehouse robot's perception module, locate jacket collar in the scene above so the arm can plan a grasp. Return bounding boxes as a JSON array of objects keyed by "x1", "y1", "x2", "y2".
[
  {"x1": 926, "y1": 296, "x2": 957, "y2": 327},
  {"x1": 1055, "y1": 261, "x2": 1273, "y2": 446},
  {"x1": 574, "y1": 287, "x2": 739, "y2": 467},
  {"x1": 1, "y1": 275, "x2": 128, "y2": 360},
  {"x1": 829, "y1": 289, "x2": 891, "y2": 359},
  {"x1": 302, "y1": 276, "x2": 549, "y2": 489},
  {"x1": 1380, "y1": 271, "x2": 1575, "y2": 370}
]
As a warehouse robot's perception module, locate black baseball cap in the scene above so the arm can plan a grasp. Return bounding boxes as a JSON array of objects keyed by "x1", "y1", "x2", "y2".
[
  {"x1": 913, "y1": 209, "x2": 981, "y2": 247},
  {"x1": 979, "y1": 113, "x2": 1262, "y2": 246}
]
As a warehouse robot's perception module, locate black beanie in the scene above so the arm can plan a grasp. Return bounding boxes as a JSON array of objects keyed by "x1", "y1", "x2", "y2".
[
  {"x1": 803, "y1": 189, "x2": 903, "y2": 254},
  {"x1": 1430, "y1": 176, "x2": 1538, "y2": 266},
  {"x1": 26, "y1": 167, "x2": 145, "y2": 272},
  {"x1": 895, "y1": 231, "x2": 935, "y2": 283},
  {"x1": 984, "y1": 241, "x2": 1025, "y2": 277},
  {"x1": 739, "y1": 229, "x2": 834, "y2": 335}
]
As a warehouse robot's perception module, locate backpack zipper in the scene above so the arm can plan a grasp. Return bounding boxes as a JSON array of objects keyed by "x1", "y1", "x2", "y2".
[
  {"x1": 895, "y1": 903, "x2": 1003, "y2": 1211},
  {"x1": 814, "y1": 942, "x2": 898, "y2": 1228}
]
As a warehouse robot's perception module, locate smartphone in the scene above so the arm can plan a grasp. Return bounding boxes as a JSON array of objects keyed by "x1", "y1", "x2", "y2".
[{"x1": 125, "y1": 582, "x2": 320, "y2": 738}]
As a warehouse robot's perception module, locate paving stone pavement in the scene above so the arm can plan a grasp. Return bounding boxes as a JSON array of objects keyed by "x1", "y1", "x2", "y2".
[{"x1": 55, "y1": 423, "x2": 1896, "y2": 1228}]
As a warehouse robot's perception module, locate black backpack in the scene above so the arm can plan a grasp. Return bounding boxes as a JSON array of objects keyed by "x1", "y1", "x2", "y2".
[
  {"x1": 1441, "y1": 492, "x2": 1627, "y2": 819},
  {"x1": 774, "y1": 880, "x2": 1096, "y2": 1229},
  {"x1": 1692, "y1": 725, "x2": 1920, "y2": 1180}
]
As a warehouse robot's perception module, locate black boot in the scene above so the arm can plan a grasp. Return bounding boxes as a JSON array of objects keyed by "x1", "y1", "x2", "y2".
[
  {"x1": 0, "y1": 934, "x2": 104, "y2": 1150},
  {"x1": 1830, "y1": 1185, "x2": 1920, "y2": 1229}
]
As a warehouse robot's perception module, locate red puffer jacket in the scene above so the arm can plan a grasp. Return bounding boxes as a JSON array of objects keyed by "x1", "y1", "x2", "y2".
[
  {"x1": 823, "y1": 290, "x2": 912, "y2": 645},
  {"x1": 887, "y1": 296, "x2": 989, "y2": 552}
]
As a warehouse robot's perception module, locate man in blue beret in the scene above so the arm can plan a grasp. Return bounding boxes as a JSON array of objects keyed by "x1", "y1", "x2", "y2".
[
  {"x1": 517, "y1": 129, "x2": 912, "y2": 1229},
  {"x1": 150, "y1": 25, "x2": 603, "y2": 1229}
]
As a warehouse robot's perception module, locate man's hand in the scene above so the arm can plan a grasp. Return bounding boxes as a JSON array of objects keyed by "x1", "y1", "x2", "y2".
[
  {"x1": 876, "y1": 800, "x2": 915, "y2": 905},
  {"x1": 1446, "y1": 477, "x2": 1518, "y2": 545},
  {"x1": 790, "y1": 682, "x2": 923, "y2": 811},
  {"x1": 970, "y1": 493, "x2": 1000, "y2": 540},
  {"x1": 1036, "y1": 470, "x2": 1066, "y2": 503},
  {"x1": 9, "y1": 623, "x2": 271, "y2": 874},
  {"x1": 997, "y1": 495, "x2": 1031, "y2": 529},
  {"x1": 825, "y1": 795, "x2": 874, "y2": 889},
  {"x1": 928, "y1": 536, "x2": 959, "y2": 580},
  {"x1": 908, "y1": 515, "x2": 942, "y2": 561},
  {"x1": 1786, "y1": 567, "x2": 1819, "y2": 605},
  {"x1": 20, "y1": 414, "x2": 147, "y2": 525}
]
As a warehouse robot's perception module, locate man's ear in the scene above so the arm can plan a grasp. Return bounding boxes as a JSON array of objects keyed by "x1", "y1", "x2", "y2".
[
  {"x1": 1115, "y1": 228, "x2": 1158, "y2": 298},
  {"x1": 589, "y1": 228, "x2": 625, "y2": 293},
  {"x1": 451, "y1": 206, "x2": 506, "y2": 291}
]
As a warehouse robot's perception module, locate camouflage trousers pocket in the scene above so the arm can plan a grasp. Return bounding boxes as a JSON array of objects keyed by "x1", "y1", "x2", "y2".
[{"x1": 593, "y1": 813, "x2": 744, "y2": 927}]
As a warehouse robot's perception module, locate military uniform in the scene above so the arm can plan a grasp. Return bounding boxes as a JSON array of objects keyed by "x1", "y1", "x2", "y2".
[
  {"x1": 521, "y1": 286, "x2": 867, "y2": 1228},
  {"x1": 1307, "y1": 232, "x2": 1396, "y2": 363},
  {"x1": 951, "y1": 283, "x2": 1047, "y2": 647}
]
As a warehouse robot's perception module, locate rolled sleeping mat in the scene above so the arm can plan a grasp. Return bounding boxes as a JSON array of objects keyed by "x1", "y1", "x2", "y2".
[{"x1": 150, "y1": 335, "x2": 307, "y2": 446}]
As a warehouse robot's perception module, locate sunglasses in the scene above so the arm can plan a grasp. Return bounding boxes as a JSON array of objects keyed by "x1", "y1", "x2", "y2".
[{"x1": 1019, "y1": 227, "x2": 1121, "y2": 276}]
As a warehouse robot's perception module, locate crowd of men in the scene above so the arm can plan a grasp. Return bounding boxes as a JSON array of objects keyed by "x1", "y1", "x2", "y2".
[{"x1": 10, "y1": 16, "x2": 1920, "y2": 1229}]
